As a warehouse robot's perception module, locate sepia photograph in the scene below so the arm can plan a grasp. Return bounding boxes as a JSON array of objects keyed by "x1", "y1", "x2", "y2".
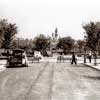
[{"x1": 0, "y1": 0, "x2": 100, "y2": 100}]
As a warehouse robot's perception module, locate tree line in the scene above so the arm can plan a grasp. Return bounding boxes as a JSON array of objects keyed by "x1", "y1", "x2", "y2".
[{"x1": 0, "y1": 18, "x2": 100, "y2": 55}]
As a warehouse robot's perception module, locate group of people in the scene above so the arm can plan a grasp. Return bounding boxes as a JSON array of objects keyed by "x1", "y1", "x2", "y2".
[{"x1": 71, "y1": 51, "x2": 92, "y2": 64}]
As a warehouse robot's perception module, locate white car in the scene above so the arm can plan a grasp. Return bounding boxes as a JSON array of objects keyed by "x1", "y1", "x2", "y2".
[{"x1": 34, "y1": 51, "x2": 43, "y2": 59}]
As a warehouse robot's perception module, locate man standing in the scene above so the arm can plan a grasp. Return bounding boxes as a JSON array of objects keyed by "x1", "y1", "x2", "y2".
[{"x1": 88, "y1": 51, "x2": 92, "y2": 63}]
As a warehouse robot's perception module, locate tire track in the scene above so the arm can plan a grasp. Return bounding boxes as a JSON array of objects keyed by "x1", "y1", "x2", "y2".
[
  {"x1": 16, "y1": 61, "x2": 49, "y2": 100},
  {"x1": 48, "y1": 63, "x2": 55, "y2": 100}
]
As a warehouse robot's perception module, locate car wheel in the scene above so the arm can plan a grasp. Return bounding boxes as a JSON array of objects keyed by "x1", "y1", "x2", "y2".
[{"x1": 24, "y1": 63, "x2": 28, "y2": 67}]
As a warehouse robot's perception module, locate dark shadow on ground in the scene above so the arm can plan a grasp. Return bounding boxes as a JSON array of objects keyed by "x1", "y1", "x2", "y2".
[
  {"x1": 69, "y1": 64, "x2": 90, "y2": 68},
  {"x1": 56, "y1": 61, "x2": 71, "y2": 63},
  {"x1": 83, "y1": 75, "x2": 100, "y2": 80},
  {"x1": 6, "y1": 65, "x2": 28, "y2": 68},
  {"x1": 70, "y1": 64, "x2": 100, "y2": 73},
  {"x1": 29, "y1": 62, "x2": 42, "y2": 64}
]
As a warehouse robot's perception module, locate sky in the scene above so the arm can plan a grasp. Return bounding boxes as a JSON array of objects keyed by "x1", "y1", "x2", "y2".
[{"x1": 0, "y1": 0, "x2": 100, "y2": 40}]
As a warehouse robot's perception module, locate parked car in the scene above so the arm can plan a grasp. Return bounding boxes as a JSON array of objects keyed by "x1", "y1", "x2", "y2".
[
  {"x1": 34, "y1": 51, "x2": 42, "y2": 59},
  {"x1": 7, "y1": 49, "x2": 28, "y2": 67}
]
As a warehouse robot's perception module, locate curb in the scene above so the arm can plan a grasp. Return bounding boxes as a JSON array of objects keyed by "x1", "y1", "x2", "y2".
[{"x1": 82, "y1": 63, "x2": 100, "y2": 71}]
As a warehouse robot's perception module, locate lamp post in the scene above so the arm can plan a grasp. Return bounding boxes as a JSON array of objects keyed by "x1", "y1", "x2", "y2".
[
  {"x1": 83, "y1": 42, "x2": 87, "y2": 63},
  {"x1": 84, "y1": 49, "x2": 86, "y2": 63}
]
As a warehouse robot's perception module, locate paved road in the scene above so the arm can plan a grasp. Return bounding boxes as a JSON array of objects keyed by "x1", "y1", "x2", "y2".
[{"x1": 0, "y1": 61, "x2": 100, "y2": 100}]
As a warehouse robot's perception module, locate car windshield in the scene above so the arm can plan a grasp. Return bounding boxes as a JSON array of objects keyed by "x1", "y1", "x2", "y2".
[
  {"x1": 13, "y1": 52, "x2": 22, "y2": 56},
  {"x1": 12, "y1": 50, "x2": 23, "y2": 57}
]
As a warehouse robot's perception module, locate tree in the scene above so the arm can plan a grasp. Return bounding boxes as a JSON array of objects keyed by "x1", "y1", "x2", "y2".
[
  {"x1": 83, "y1": 22, "x2": 100, "y2": 51},
  {"x1": 0, "y1": 19, "x2": 8, "y2": 48},
  {"x1": 77, "y1": 40, "x2": 85, "y2": 53},
  {"x1": 34, "y1": 34, "x2": 50, "y2": 51},
  {"x1": 83, "y1": 21, "x2": 100, "y2": 65},
  {"x1": 57, "y1": 36, "x2": 74, "y2": 53},
  {"x1": 0, "y1": 19, "x2": 17, "y2": 49}
]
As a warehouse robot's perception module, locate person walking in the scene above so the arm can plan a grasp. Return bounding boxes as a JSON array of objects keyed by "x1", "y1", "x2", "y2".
[{"x1": 71, "y1": 52, "x2": 77, "y2": 64}]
